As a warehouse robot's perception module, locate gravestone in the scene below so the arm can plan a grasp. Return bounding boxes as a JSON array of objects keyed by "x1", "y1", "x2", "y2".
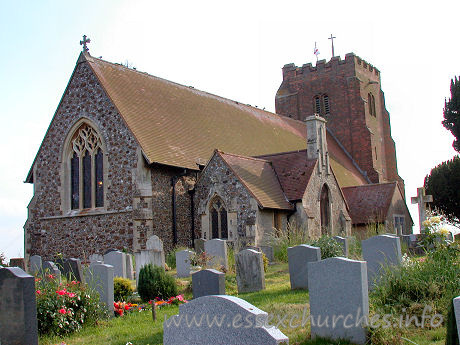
[
  {"x1": 411, "y1": 187, "x2": 433, "y2": 233},
  {"x1": 9, "y1": 258, "x2": 25, "y2": 270},
  {"x1": 176, "y1": 250, "x2": 194, "y2": 278},
  {"x1": 55, "y1": 258, "x2": 84, "y2": 283},
  {"x1": 287, "y1": 244, "x2": 321, "y2": 290},
  {"x1": 192, "y1": 269, "x2": 225, "y2": 299},
  {"x1": 84, "y1": 264, "x2": 114, "y2": 314},
  {"x1": 42, "y1": 261, "x2": 61, "y2": 282},
  {"x1": 103, "y1": 251, "x2": 126, "y2": 278},
  {"x1": 260, "y1": 245, "x2": 275, "y2": 262},
  {"x1": 333, "y1": 236, "x2": 349, "y2": 257},
  {"x1": 125, "y1": 253, "x2": 134, "y2": 280},
  {"x1": 0, "y1": 267, "x2": 38, "y2": 345},
  {"x1": 204, "y1": 239, "x2": 228, "y2": 269},
  {"x1": 308, "y1": 257, "x2": 368, "y2": 344},
  {"x1": 89, "y1": 253, "x2": 104, "y2": 264},
  {"x1": 362, "y1": 234, "x2": 402, "y2": 289},
  {"x1": 29, "y1": 255, "x2": 42, "y2": 274},
  {"x1": 135, "y1": 236, "x2": 165, "y2": 283},
  {"x1": 453, "y1": 296, "x2": 460, "y2": 341},
  {"x1": 163, "y1": 295, "x2": 289, "y2": 345},
  {"x1": 194, "y1": 238, "x2": 206, "y2": 254},
  {"x1": 235, "y1": 249, "x2": 265, "y2": 293}
]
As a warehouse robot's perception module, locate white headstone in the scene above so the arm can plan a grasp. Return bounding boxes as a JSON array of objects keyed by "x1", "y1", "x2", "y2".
[
  {"x1": 89, "y1": 253, "x2": 104, "y2": 264},
  {"x1": 103, "y1": 251, "x2": 126, "y2": 278},
  {"x1": 176, "y1": 250, "x2": 194, "y2": 278},
  {"x1": 125, "y1": 254, "x2": 134, "y2": 280},
  {"x1": 204, "y1": 239, "x2": 228, "y2": 269}
]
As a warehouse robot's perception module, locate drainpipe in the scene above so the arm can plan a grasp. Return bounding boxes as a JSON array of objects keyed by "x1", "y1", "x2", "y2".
[
  {"x1": 188, "y1": 188, "x2": 195, "y2": 248},
  {"x1": 171, "y1": 170, "x2": 187, "y2": 245}
]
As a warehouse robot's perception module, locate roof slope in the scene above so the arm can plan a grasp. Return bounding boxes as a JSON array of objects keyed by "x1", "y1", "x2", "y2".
[
  {"x1": 342, "y1": 182, "x2": 398, "y2": 224},
  {"x1": 217, "y1": 151, "x2": 293, "y2": 210}
]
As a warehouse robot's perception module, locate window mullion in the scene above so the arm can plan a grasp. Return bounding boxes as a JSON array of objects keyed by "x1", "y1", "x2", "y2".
[
  {"x1": 91, "y1": 152, "x2": 96, "y2": 209},
  {"x1": 78, "y1": 154, "x2": 83, "y2": 210}
]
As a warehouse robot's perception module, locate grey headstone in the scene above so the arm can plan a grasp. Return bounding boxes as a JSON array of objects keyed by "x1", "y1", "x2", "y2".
[
  {"x1": 194, "y1": 238, "x2": 206, "y2": 254},
  {"x1": 176, "y1": 250, "x2": 194, "y2": 278},
  {"x1": 401, "y1": 234, "x2": 412, "y2": 248},
  {"x1": 287, "y1": 244, "x2": 321, "y2": 290},
  {"x1": 0, "y1": 267, "x2": 38, "y2": 345},
  {"x1": 308, "y1": 257, "x2": 369, "y2": 344},
  {"x1": 333, "y1": 236, "x2": 349, "y2": 257},
  {"x1": 125, "y1": 253, "x2": 134, "y2": 280},
  {"x1": 55, "y1": 258, "x2": 84, "y2": 283},
  {"x1": 89, "y1": 253, "x2": 104, "y2": 264},
  {"x1": 192, "y1": 269, "x2": 225, "y2": 299},
  {"x1": 204, "y1": 239, "x2": 228, "y2": 269},
  {"x1": 236, "y1": 249, "x2": 265, "y2": 293},
  {"x1": 163, "y1": 295, "x2": 289, "y2": 345},
  {"x1": 84, "y1": 264, "x2": 114, "y2": 314},
  {"x1": 29, "y1": 255, "x2": 42, "y2": 275},
  {"x1": 103, "y1": 251, "x2": 126, "y2": 278},
  {"x1": 260, "y1": 245, "x2": 275, "y2": 262},
  {"x1": 42, "y1": 261, "x2": 61, "y2": 283},
  {"x1": 362, "y1": 235, "x2": 402, "y2": 289},
  {"x1": 454, "y1": 296, "x2": 460, "y2": 341},
  {"x1": 9, "y1": 258, "x2": 25, "y2": 270},
  {"x1": 146, "y1": 235, "x2": 163, "y2": 251}
]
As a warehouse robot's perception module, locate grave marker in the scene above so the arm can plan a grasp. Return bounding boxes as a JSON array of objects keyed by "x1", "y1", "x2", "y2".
[
  {"x1": 103, "y1": 251, "x2": 126, "y2": 278},
  {"x1": 176, "y1": 250, "x2": 194, "y2": 278},
  {"x1": 192, "y1": 269, "x2": 225, "y2": 299},
  {"x1": 84, "y1": 264, "x2": 114, "y2": 314},
  {"x1": 333, "y1": 236, "x2": 349, "y2": 257},
  {"x1": 204, "y1": 239, "x2": 228, "y2": 269},
  {"x1": 288, "y1": 244, "x2": 321, "y2": 289},
  {"x1": 235, "y1": 249, "x2": 265, "y2": 293}
]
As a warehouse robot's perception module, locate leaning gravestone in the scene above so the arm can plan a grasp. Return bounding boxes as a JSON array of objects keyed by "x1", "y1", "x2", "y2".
[
  {"x1": 194, "y1": 238, "x2": 206, "y2": 254},
  {"x1": 362, "y1": 234, "x2": 402, "y2": 289},
  {"x1": 176, "y1": 250, "x2": 194, "y2": 278},
  {"x1": 0, "y1": 267, "x2": 38, "y2": 345},
  {"x1": 454, "y1": 296, "x2": 460, "y2": 341},
  {"x1": 308, "y1": 257, "x2": 369, "y2": 344},
  {"x1": 333, "y1": 236, "x2": 349, "y2": 257},
  {"x1": 104, "y1": 251, "x2": 126, "y2": 278},
  {"x1": 55, "y1": 258, "x2": 85, "y2": 283},
  {"x1": 125, "y1": 253, "x2": 134, "y2": 280},
  {"x1": 204, "y1": 239, "x2": 228, "y2": 270},
  {"x1": 9, "y1": 258, "x2": 25, "y2": 270},
  {"x1": 260, "y1": 245, "x2": 275, "y2": 262},
  {"x1": 42, "y1": 261, "x2": 61, "y2": 282},
  {"x1": 192, "y1": 269, "x2": 225, "y2": 299},
  {"x1": 287, "y1": 244, "x2": 321, "y2": 290},
  {"x1": 29, "y1": 255, "x2": 42, "y2": 274},
  {"x1": 85, "y1": 264, "x2": 114, "y2": 314},
  {"x1": 163, "y1": 295, "x2": 289, "y2": 345},
  {"x1": 236, "y1": 249, "x2": 265, "y2": 293}
]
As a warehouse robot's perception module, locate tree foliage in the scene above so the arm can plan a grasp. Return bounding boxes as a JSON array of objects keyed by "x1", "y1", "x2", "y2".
[
  {"x1": 442, "y1": 76, "x2": 460, "y2": 152},
  {"x1": 424, "y1": 156, "x2": 460, "y2": 220}
]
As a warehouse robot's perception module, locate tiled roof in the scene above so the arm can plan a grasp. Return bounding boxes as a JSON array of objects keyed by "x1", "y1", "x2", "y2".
[
  {"x1": 257, "y1": 150, "x2": 317, "y2": 201},
  {"x1": 341, "y1": 182, "x2": 398, "y2": 224},
  {"x1": 217, "y1": 151, "x2": 294, "y2": 210}
]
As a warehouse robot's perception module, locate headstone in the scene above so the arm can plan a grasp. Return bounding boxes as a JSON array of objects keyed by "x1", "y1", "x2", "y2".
[
  {"x1": 204, "y1": 239, "x2": 228, "y2": 270},
  {"x1": 194, "y1": 238, "x2": 206, "y2": 254},
  {"x1": 146, "y1": 235, "x2": 164, "y2": 251},
  {"x1": 260, "y1": 245, "x2": 275, "y2": 262},
  {"x1": 103, "y1": 251, "x2": 126, "y2": 278},
  {"x1": 287, "y1": 244, "x2": 321, "y2": 290},
  {"x1": 55, "y1": 258, "x2": 84, "y2": 283},
  {"x1": 42, "y1": 261, "x2": 61, "y2": 282},
  {"x1": 84, "y1": 264, "x2": 114, "y2": 314},
  {"x1": 29, "y1": 255, "x2": 42, "y2": 274},
  {"x1": 333, "y1": 236, "x2": 349, "y2": 257},
  {"x1": 163, "y1": 295, "x2": 289, "y2": 345},
  {"x1": 0, "y1": 267, "x2": 38, "y2": 345},
  {"x1": 235, "y1": 249, "x2": 265, "y2": 293},
  {"x1": 192, "y1": 269, "x2": 225, "y2": 299},
  {"x1": 135, "y1": 236, "x2": 165, "y2": 284},
  {"x1": 9, "y1": 258, "x2": 25, "y2": 270},
  {"x1": 104, "y1": 248, "x2": 118, "y2": 255},
  {"x1": 125, "y1": 253, "x2": 134, "y2": 280},
  {"x1": 176, "y1": 250, "x2": 194, "y2": 278},
  {"x1": 453, "y1": 296, "x2": 460, "y2": 341},
  {"x1": 89, "y1": 253, "x2": 104, "y2": 264},
  {"x1": 362, "y1": 234, "x2": 402, "y2": 289},
  {"x1": 308, "y1": 257, "x2": 369, "y2": 344},
  {"x1": 411, "y1": 187, "x2": 433, "y2": 232}
]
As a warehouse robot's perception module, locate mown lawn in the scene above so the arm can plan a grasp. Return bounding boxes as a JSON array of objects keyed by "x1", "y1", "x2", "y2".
[{"x1": 39, "y1": 263, "x2": 447, "y2": 345}]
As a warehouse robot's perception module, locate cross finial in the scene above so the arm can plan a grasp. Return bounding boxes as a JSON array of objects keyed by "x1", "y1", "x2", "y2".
[
  {"x1": 411, "y1": 187, "x2": 433, "y2": 232},
  {"x1": 80, "y1": 35, "x2": 91, "y2": 53},
  {"x1": 328, "y1": 34, "x2": 336, "y2": 57}
]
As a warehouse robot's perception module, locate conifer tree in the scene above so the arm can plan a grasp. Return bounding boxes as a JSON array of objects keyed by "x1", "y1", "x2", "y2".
[{"x1": 442, "y1": 76, "x2": 460, "y2": 152}]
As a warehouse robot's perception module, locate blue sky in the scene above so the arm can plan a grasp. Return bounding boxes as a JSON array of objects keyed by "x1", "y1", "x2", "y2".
[{"x1": 1, "y1": 0, "x2": 458, "y2": 260}]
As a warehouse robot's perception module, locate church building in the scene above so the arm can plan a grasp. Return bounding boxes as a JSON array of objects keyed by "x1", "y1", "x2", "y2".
[{"x1": 24, "y1": 47, "x2": 412, "y2": 261}]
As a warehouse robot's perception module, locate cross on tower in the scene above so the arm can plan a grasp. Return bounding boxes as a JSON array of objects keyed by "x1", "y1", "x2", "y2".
[
  {"x1": 328, "y1": 34, "x2": 336, "y2": 57},
  {"x1": 80, "y1": 35, "x2": 91, "y2": 52},
  {"x1": 411, "y1": 187, "x2": 433, "y2": 232}
]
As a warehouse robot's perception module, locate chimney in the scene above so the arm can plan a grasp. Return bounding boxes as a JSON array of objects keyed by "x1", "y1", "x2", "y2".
[{"x1": 305, "y1": 115, "x2": 329, "y2": 173}]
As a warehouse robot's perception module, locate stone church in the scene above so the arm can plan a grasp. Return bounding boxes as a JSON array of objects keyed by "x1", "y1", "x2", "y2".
[{"x1": 24, "y1": 49, "x2": 412, "y2": 260}]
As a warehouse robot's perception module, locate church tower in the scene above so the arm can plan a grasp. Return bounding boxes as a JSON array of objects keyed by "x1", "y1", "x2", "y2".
[{"x1": 275, "y1": 53, "x2": 404, "y2": 193}]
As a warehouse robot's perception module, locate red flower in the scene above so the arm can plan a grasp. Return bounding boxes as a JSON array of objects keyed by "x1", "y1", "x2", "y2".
[
  {"x1": 58, "y1": 308, "x2": 67, "y2": 314},
  {"x1": 56, "y1": 289, "x2": 67, "y2": 296},
  {"x1": 124, "y1": 305, "x2": 130, "y2": 310},
  {"x1": 36, "y1": 290, "x2": 41, "y2": 295},
  {"x1": 48, "y1": 274, "x2": 54, "y2": 279},
  {"x1": 116, "y1": 309, "x2": 124, "y2": 316}
]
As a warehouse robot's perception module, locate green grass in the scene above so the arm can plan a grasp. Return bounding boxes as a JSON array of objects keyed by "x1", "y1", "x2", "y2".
[{"x1": 39, "y1": 263, "x2": 448, "y2": 345}]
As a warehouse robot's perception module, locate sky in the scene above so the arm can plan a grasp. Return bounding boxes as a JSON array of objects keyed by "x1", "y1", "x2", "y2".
[{"x1": 0, "y1": 0, "x2": 458, "y2": 260}]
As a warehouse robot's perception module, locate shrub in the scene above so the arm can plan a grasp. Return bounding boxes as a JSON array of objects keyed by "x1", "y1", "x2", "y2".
[
  {"x1": 114, "y1": 277, "x2": 134, "y2": 301},
  {"x1": 137, "y1": 264, "x2": 178, "y2": 302},
  {"x1": 35, "y1": 275, "x2": 108, "y2": 336},
  {"x1": 311, "y1": 236, "x2": 343, "y2": 259},
  {"x1": 262, "y1": 253, "x2": 269, "y2": 272}
]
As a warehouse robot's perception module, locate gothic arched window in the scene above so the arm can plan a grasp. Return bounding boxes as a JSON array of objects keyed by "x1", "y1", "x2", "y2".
[
  {"x1": 70, "y1": 124, "x2": 104, "y2": 210},
  {"x1": 314, "y1": 95, "x2": 330, "y2": 116},
  {"x1": 368, "y1": 93, "x2": 376, "y2": 116},
  {"x1": 210, "y1": 197, "x2": 228, "y2": 239},
  {"x1": 320, "y1": 184, "x2": 330, "y2": 235}
]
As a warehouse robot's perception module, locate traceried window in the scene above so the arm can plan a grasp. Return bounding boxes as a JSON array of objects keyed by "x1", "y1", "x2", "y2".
[
  {"x1": 210, "y1": 197, "x2": 228, "y2": 239},
  {"x1": 70, "y1": 124, "x2": 104, "y2": 210},
  {"x1": 313, "y1": 94, "x2": 330, "y2": 116}
]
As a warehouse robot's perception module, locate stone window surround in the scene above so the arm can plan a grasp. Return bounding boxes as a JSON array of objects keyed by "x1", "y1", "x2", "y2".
[
  {"x1": 60, "y1": 117, "x2": 110, "y2": 216},
  {"x1": 393, "y1": 214, "x2": 405, "y2": 236},
  {"x1": 317, "y1": 182, "x2": 333, "y2": 235},
  {"x1": 209, "y1": 196, "x2": 228, "y2": 239},
  {"x1": 200, "y1": 193, "x2": 237, "y2": 242}
]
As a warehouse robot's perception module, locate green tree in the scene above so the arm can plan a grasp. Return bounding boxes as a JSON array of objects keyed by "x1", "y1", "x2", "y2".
[
  {"x1": 442, "y1": 76, "x2": 460, "y2": 152},
  {"x1": 424, "y1": 156, "x2": 460, "y2": 220}
]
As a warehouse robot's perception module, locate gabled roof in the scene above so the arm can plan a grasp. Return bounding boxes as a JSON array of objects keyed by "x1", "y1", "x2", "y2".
[
  {"x1": 216, "y1": 151, "x2": 294, "y2": 210},
  {"x1": 342, "y1": 182, "x2": 399, "y2": 224}
]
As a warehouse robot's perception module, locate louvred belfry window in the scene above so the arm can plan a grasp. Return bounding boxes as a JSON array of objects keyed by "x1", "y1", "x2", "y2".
[
  {"x1": 314, "y1": 95, "x2": 330, "y2": 116},
  {"x1": 70, "y1": 124, "x2": 104, "y2": 210}
]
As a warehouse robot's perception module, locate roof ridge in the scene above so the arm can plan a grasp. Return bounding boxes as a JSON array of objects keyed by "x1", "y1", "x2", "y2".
[
  {"x1": 255, "y1": 149, "x2": 308, "y2": 158},
  {"x1": 217, "y1": 150, "x2": 271, "y2": 163}
]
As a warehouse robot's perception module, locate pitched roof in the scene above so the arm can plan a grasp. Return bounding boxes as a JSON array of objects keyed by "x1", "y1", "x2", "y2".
[
  {"x1": 217, "y1": 151, "x2": 293, "y2": 210},
  {"x1": 341, "y1": 182, "x2": 398, "y2": 224},
  {"x1": 257, "y1": 150, "x2": 317, "y2": 201}
]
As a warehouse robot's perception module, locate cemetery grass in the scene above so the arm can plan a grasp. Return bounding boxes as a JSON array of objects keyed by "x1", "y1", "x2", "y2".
[{"x1": 39, "y1": 263, "x2": 447, "y2": 345}]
